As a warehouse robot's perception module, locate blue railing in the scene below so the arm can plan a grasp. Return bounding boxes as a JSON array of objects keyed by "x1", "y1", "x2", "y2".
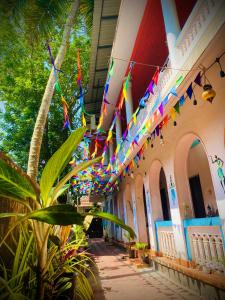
[
  {"x1": 183, "y1": 217, "x2": 224, "y2": 260},
  {"x1": 155, "y1": 220, "x2": 173, "y2": 252}
]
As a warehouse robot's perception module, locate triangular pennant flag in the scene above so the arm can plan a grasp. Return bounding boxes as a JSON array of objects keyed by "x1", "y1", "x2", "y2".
[
  {"x1": 108, "y1": 59, "x2": 114, "y2": 77},
  {"x1": 170, "y1": 107, "x2": 176, "y2": 120},
  {"x1": 133, "y1": 113, "x2": 137, "y2": 125},
  {"x1": 158, "y1": 103, "x2": 163, "y2": 116},
  {"x1": 179, "y1": 95, "x2": 185, "y2": 106},
  {"x1": 106, "y1": 130, "x2": 113, "y2": 142},
  {"x1": 176, "y1": 75, "x2": 184, "y2": 86},
  {"x1": 155, "y1": 125, "x2": 160, "y2": 136},
  {"x1": 139, "y1": 97, "x2": 146, "y2": 109},
  {"x1": 186, "y1": 83, "x2": 193, "y2": 99},
  {"x1": 55, "y1": 81, "x2": 61, "y2": 93},
  {"x1": 147, "y1": 80, "x2": 154, "y2": 94},
  {"x1": 103, "y1": 97, "x2": 110, "y2": 104},
  {"x1": 170, "y1": 86, "x2": 177, "y2": 97},
  {"x1": 103, "y1": 103, "x2": 107, "y2": 115},
  {"x1": 174, "y1": 102, "x2": 180, "y2": 114},
  {"x1": 194, "y1": 72, "x2": 202, "y2": 86},
  {"x1": 77, "y1": 50, "x2": 82, "y2": 85},
  {"x1": 162, "y1": 94, "x2": 169, "y2": 106},
  {"x1": 152, "y1": 67, "x2": 160, "y2": 85},
  {"x1": 82, "y1": 114, "x2": 86, "y2": 127}
]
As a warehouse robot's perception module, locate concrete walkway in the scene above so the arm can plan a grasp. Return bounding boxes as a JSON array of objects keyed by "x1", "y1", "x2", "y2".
[{"x1": 89, "y1": 238, "x2": 202, "y2": 300}]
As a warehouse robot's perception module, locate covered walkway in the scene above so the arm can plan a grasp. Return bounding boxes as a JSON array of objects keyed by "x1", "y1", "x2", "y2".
[{"x1": 89, "y1": 239, "x2": 202, "y2": 300}]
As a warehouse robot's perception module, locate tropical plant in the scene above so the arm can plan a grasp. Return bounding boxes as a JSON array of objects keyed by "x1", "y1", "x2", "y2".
[
  {"x1": 134, "y1": 242, "x2": 148, "y2": 250},
  {"x1": 0, "y1": 127, "x2": 135, "y2": 299}
]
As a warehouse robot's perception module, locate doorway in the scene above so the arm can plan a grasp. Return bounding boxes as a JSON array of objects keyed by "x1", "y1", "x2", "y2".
[
  {"x1": 189, "y1": 175, "x2": 206, "y2": 218},
  {"x1": 159, "y1": 168, "x2": 171, "y2": 220}
]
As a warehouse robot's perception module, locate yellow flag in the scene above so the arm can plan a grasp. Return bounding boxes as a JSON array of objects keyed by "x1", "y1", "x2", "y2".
[
  {"x1": 82, "y1": 114, "x2": 86, "y2": 127},
  {"x1": 61, "y1": 95, "x2": 68, "y2": 107},
  {"x1": 107, "y1": 130, "x2": 112, "y2": 142},
  {"x1": 133, "y1": 113, "x2": 137, "y2": 125},
  {"x1": 170, "y1": 107, "x2": 176, "y2": 121}
]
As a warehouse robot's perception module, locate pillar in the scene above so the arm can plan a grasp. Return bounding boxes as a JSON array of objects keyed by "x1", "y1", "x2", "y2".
[
  {"x1": 131, "y1": 185, "x2": 139, "y2": 240},
  {"x1": 161, "y1": 0, "x2": 181, "y2": 68},
  {"x1": 116, "y1": 116, "x2": 122, "y2": 145},
  {"x1": 164, "y1": 164, "x2": 188, "y2": 264},
  {"x1": 143, "y1": 175, "x2": 158, "y2": 252},
  {"x1": 125, "y1": 81, "x2": 133, "y2": 124}
]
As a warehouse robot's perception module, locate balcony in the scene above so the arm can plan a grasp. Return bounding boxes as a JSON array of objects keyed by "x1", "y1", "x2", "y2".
[
  {"x1": 113, "y1": 0, "x2": 225, "y2": 177},
  {"x1": 155, "y1": 218, "x2": 225, "y2": 274}
]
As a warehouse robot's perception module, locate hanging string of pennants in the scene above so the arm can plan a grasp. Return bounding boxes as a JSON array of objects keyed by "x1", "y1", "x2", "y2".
[
  {"x1": 103, "y1": 60, "x2": 222, "y2": 193},
  {"x1": 47, "y1": 44, "x2": 72, "y2": 131},
  {"x1": 46, "y1": 42, "x2": 224, "y2": 196}
]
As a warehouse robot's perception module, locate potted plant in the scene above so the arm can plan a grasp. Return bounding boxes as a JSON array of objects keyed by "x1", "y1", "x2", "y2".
[
  {"x1": 135, "y1": 242, "x2": 149, "y2": 264},
  {"x1": 124, "y1": 232, "x2": 135, "y2": 258}
]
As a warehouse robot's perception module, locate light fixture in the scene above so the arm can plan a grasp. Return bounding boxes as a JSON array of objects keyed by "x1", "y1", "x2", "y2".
[
  {"x1": 131, "y1": 171, "x2": 134, "y2": 179},
  {"x1": 202, "y1": 84, "x2": 216, "y2": 103},
  {"x1": 160, "y1": 134, "x2": 164, "y2": 145}
]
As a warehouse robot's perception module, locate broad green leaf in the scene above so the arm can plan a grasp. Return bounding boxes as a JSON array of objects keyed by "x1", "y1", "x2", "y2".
[
  {"x1": 87, "y1": 211, "x2": 136, "y2": 239},
  {"x1": 0, "y1": 155, "x2": 37, "y2": 201},
  {"x1": 28, "y1": 205, "x2": 84, "y2": 226},
  {"x1": 83, "y1": 215, "x2": 93, "y2": 231},
  {"x1": 0, "y1": 213, "x2": 25, "y2": 219},
  {"x1": 54, "y1": 184, "x2": 70, "y2": 201},
  {"x1": 8, "y1": 294, "x2": 30, "y2": 300},
  {"x1": 40, "y1": 127, "x2": 86, "y2": 204},
  {"x1": 52, "y1": 157, "x2": 100, "y2": 200}
]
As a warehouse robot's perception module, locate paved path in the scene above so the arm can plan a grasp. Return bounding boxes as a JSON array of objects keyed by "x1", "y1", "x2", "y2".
[{"x1": 89, "y1": 238, "x2": 202, "y2": 300}]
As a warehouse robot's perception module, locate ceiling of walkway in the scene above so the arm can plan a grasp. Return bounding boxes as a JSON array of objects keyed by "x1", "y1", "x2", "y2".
[{"x1": 85, "y1": 0, "x2": 121, "y2": 120}]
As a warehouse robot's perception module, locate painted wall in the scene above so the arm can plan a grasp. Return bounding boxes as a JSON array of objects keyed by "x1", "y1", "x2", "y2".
[
  {"x1": 188, "y1": 143, "x2": 217, "y2": 214},
  {"x1": 135, "y1": 175, "x2": 149, "y2": 243},
  {"x1": 113, "y1": 24, "x2": 225, "y2": 259}
]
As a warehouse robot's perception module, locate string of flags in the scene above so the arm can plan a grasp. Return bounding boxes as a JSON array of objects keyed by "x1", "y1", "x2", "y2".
[{"x1": 46, "y1": 43, "x2": 224, "y2": 196}]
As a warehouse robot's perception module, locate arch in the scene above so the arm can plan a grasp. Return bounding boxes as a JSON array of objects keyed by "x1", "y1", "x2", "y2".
[
  {"x1": 174, "y1": 132, "x2": 217, "y2": 218},
  {"x1": 149, "y1": 160, "x2": 171, "y2": 221},
  {"x1": 124, "y1": 184, "x2": 134, "y2": 230},
  {"x1": 134, "y1": 174, "x2": 149, "y2": 243}
]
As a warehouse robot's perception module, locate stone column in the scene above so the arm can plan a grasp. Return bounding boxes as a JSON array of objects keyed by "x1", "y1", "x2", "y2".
[
  {"x1": 116, "y1": 116, "x2": 122, "y2": 145},
  {"x1": 161, "y1": 0, "x2": 181, "y2": 68},
  {"x1": 143, "y1": 175, "x2": 158, "y2": 252},
  {"x1": 125, "y1": 81, "x2": 134, "y2": 124},
  {"x1": 131, "y1": 185, "x2": 139, "y2": 240},
  {"x1": 165, "y1": 166, "x2": 189, "y2": 264}
]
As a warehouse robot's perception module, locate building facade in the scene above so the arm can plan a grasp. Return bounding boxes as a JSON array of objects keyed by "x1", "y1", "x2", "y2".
[{"x1": 89, "y1": 0, "x2": 225, "y2": 276}]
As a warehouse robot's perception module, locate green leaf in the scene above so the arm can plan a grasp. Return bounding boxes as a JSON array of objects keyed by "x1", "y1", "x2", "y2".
[
  {"x1": 87, "y1": 211, "x2": 136, "y2": 239},
  {"x1": 52, "y1": 157, "x2": 101, "y2": 200},
  {"x1": 0, "y1": 153, "x2": 37, "y2": 202},
  {"x1": 0, "y1": 213, "x2": 25, "y2": 219},
  {"x1": 54, "y1": 184, "x2": 70, "y2": 201},
  {"x1": 8, "y1": 294, "x2": 30, "y2": 300},
  {"x1": 28, "y1": 205, "x2": 84, "y2": 226},
  {"x1": 40, "y1": 128, "x2": 86, "y2": 204}
]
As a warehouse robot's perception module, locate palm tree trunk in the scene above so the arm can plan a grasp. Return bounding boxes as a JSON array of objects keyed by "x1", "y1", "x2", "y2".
[{"x1": 27, "y1": 0, "x2": 80, "y2": 179}]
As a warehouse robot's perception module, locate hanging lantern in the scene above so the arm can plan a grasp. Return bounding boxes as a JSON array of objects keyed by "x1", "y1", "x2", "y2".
[{"x1": 202, "y1": 84, "x2": 216, "y2": 103}]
